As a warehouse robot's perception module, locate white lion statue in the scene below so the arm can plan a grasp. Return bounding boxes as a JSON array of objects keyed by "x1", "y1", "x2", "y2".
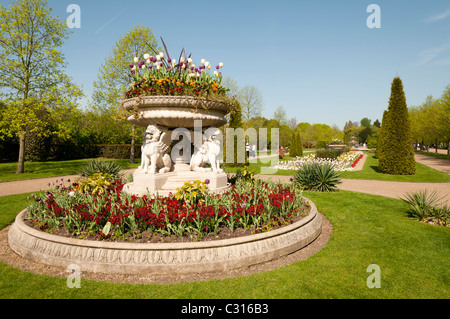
[
  {"x1": 140, "y1": 124, "x2": 172, "y2": 174},
  {"x1": 190, "y1": 130, "x2": 223, "y2": 173},
  {"x1": 190, "y1": 143, "x2": 209, "y2": 172}
]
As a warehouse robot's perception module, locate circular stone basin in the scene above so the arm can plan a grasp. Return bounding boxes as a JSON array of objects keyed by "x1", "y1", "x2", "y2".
[
  {"x1": 122, "y1": 95, "x2": 230, "y2": 128},
  {"x1": 8, "y1": 198, "x2": 322, "y2": 275}
]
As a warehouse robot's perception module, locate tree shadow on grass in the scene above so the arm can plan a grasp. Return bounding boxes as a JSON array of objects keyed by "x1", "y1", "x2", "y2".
[{"x1": 370, "y1": 165, "x2": 381, "y2": 173}]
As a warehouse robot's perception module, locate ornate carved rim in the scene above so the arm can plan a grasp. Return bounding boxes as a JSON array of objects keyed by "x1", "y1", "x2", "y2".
[
  {"x1": 122, "y1": 95, "x2": 230, "y2": 114},
  {"x1": 8, "y1": 198, "x2": 322, "y2": 275}
]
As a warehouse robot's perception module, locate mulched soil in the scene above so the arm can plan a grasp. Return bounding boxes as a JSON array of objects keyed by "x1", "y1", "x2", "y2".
[{"x1": 0, "y1": 212, "x2": 332, "y2": 285}]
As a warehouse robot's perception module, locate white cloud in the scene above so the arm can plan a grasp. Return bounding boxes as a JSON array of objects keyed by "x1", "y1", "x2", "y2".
[
  {"x1": 423, "y1": 8, "x2": 450, "y2": 23},
  {"x1": 416, "y1": 39, "x2": 450, "y2": 67}
]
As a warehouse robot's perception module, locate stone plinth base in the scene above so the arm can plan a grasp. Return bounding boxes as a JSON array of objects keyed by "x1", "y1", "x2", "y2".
[{"x1": 122, "y1": 168, "x2": 229, "y2": 197}]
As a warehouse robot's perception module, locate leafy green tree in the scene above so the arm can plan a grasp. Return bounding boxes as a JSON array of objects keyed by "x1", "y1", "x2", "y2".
[
  {"x1": 273, "y1": 106, "x2": 288, "y2": 126},
  {"x1": 439, "y1": 86, "x2": 450, "y2": 154},
  {"x1": 238, "y1": 85, "x2": 264, "y2": 125},
  {"x1": 373, "y1": 119, "x2": 381, "y2": 128},
  {"x1": 360, "y1": 117, "x2": 371, "y2": 128},
  {"x1": 378, "y1": 77, "x2": 415, "y2": 175},
  {"x1": 279, "y1": 124, "x2": 291, "y2": 148},
  {"x1": 357, "y1": 126, "x2": 372, "y2": 144},
  {"x1": 0, "y1": 0, "x2": 83, "y2": 172},
  {"x1": 90, "y1": 25, "x2": 160, "y2": 163},
  {"x1": 296, "y1": 122, "x2": 312, "y2": 134}
]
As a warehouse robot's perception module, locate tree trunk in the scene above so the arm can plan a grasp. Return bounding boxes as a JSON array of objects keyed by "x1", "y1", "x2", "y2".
[
  {"x1": 448, "y1": 139, "x2": 450, "y2": 156},
  {"x1": 435, "y1": 138, "x2": 438, "y2": 154},
  {"x1": 16, "y1": 131, "x2": 25, "y2": 174},
  {"x1": 129, "y1": 124, "x2": 135, "y2": 164}
]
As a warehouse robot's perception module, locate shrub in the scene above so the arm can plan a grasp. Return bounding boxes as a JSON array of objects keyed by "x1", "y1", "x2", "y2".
[
  {"x1": 294, "y1": 163, "x2": 341, "y2": 192},
  {"x1": 401, "y1": 190, "x2": 447, "y2": 222},
  {"x1": 175, "y1": 180, "x2": 209, "y2": 205},
  {"x1": 79, "y1": 159, "x2": 123, "y2": 179},
  {"x1": 316, "y1": 141, "x2": 328, "y2": 149},
  {"x1": 228, "y1": 166, "x2": 255, "y2": 185},
  {"x1": 315, "y1": 148, "x2": 346, "y2": 159},
  {"x1": 77, "y1": 172, "x2": 114, "y2": 195}
]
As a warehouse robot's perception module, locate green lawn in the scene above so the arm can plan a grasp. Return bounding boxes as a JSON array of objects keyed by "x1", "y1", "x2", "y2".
[
  {"x1": 0, "y1": 190, "x2": 448, "y2": 299},
  {"x1": 339, "y1": 153, "x2": 450, "y2": 183},
  {"x1": 415, "y1": 150, "x2": 450, "y2": 161},
  {"x1": 0, "y1": 159, "x2": 140, "y2": 182}
]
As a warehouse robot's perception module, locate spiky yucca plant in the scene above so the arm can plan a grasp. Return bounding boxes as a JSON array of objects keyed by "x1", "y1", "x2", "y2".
[
  {"x1": 294, "y1": 163, "x2": 341, "y2": 192},
  {"x1": 79, "y1": 159, "x2": 123, "y2": 179},
  {"x1": 401, "y1": 190, "x2": 445, "y2": 221}
]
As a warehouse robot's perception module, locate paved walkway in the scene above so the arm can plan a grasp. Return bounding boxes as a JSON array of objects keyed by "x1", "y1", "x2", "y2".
[{"x1": 0, "y1": 154, "x2": 449, "y2": 204}]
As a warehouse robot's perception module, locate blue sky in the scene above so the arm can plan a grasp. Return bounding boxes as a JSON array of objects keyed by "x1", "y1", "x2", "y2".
[{"x1": 4, "y1": 0, "x2": 450, "y2": 129}]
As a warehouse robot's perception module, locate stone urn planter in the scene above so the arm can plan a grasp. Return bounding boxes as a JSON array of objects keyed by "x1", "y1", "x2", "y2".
[{"x1": 122, "y1": 95, "x2": 230, "y2": 129}]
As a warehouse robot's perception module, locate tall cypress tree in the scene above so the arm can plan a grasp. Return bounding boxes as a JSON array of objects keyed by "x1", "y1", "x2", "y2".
[
  {"x1": 289, "y1": 132, "x2": 298, "y2": 157},
  {"x1": 224, "y1": 99, "x2": 246, "y2": 167},
  {"x1": 297, "y1": 132, "x2": 303, "y2": 157},
  {"x1": 376, "y1": 110, "x2": 388, "y2": 159},
  {"x1": 378, "y1": 77, "x2": 415, "y2": 175}
]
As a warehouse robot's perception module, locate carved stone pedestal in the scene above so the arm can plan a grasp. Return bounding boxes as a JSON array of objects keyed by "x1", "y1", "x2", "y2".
[{"x1": 122, "y1": 168, "x2": 229, "y2": 197}]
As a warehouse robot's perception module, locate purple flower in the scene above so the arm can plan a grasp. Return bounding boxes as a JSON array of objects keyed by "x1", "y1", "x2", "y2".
[
  {"x1": 216, "y1": 65, "x2": 219, "y2": 69},
  {"x1": 129, "y1": 64, "x2": 134, "y2": 68},
  {"x1": 205, "y1": 179, "x2": 210, "y2": 185},
  {"x1": 167, "y1": 58, "x2": 171, "y2": 63}
]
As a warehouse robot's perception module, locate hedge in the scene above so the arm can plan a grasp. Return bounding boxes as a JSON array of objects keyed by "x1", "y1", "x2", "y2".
[{"x1": 0, "y1": 143, "x2": 142, "y2": 162}]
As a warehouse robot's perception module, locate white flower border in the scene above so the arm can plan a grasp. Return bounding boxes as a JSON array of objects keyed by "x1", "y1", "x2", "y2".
[{"x1": 275, "y1": 151, "x2": 364, "y2": 172}]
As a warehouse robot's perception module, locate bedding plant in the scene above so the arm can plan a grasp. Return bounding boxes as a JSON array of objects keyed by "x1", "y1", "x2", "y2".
[
  {"x1": 123, "y1": 45, "x2": 228, "y2": 101},
  {"x1": 25, "y1": 176, "x2": 309, "y2": 243}
]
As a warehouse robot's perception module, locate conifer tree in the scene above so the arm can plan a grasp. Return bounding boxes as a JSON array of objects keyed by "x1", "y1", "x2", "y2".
[
  {"x1": 378, "y1": 77, "x2": 415, "y2": 175},
  {"x1": 289, "y1": 131, "x2": 304, "y2": 158},
  {"x1": 225, "y1": 99, "x2": 246, "y2": 167},
  {"x1": 289, "y1": 132, "x2": 298, "y2": 157},
  {"x1": 297, "y1": 132, "x2": 303, "y2": 157}
]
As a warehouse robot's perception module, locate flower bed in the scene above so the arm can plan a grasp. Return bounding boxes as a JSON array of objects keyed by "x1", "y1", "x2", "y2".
[
  {"x1": 351, "y1": 154, "x2": 364, "y2": 168},
  {"x1": 124, "y1": 50, "x2": 228, "y2": 101},
  {"x1": 26, "y1": 178, "x2": 309, "y2": 243},
  {"x1": 276, "y1": 151, "x2": 364, "y2": 172}
]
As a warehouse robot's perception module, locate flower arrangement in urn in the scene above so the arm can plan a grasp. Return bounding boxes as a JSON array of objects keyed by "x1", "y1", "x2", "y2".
[{"x1": 124, "y1": 41, "x2": 229, "y2": 101}]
